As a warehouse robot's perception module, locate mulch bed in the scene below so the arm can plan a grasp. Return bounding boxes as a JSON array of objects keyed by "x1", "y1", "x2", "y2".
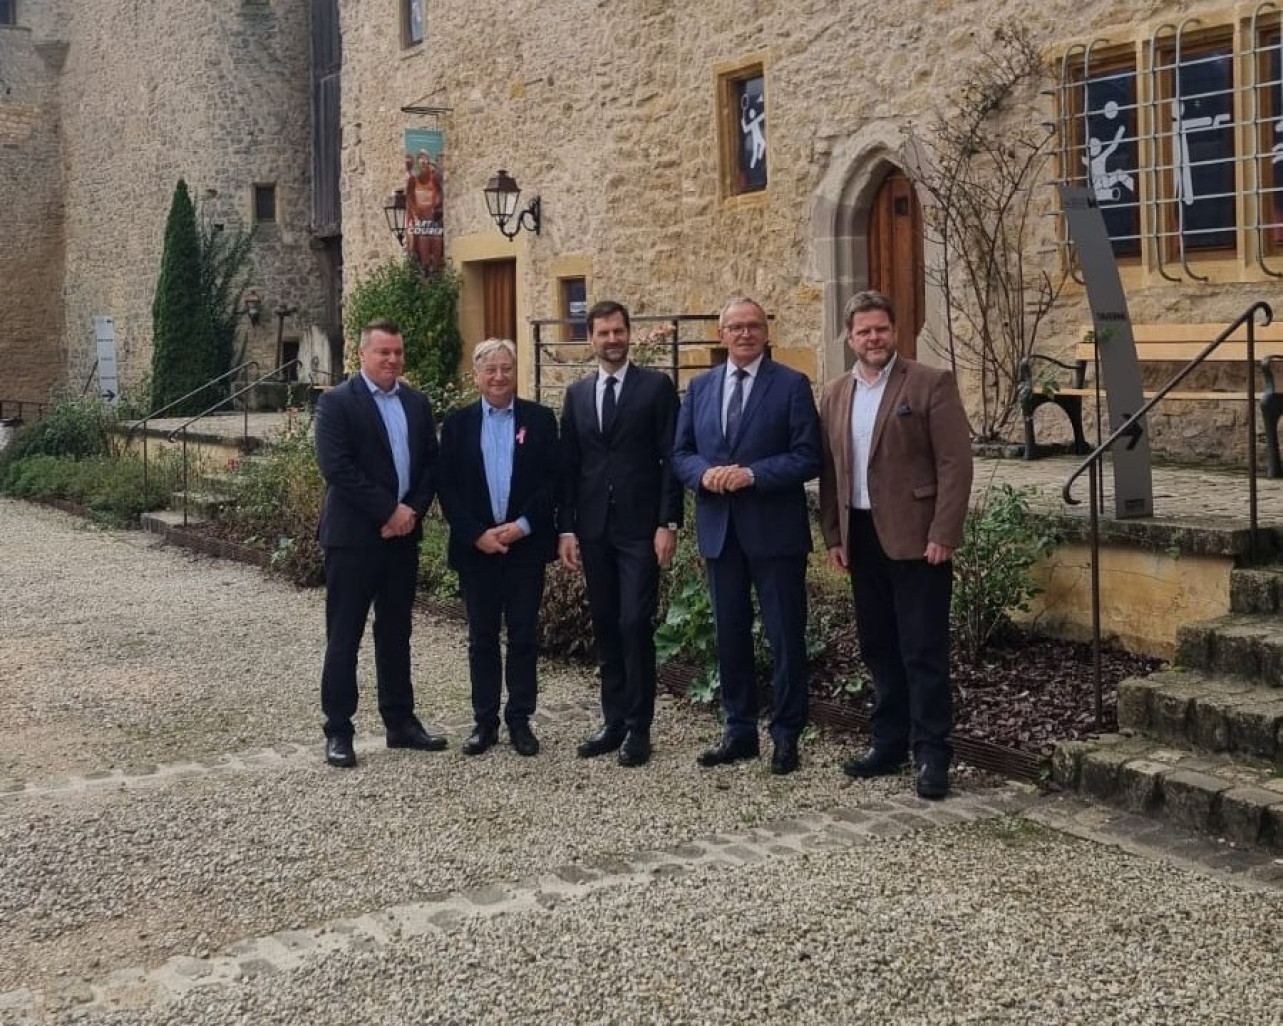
[{"x1": 809, "y1": 627, "x2": 1164, "y2": 759}]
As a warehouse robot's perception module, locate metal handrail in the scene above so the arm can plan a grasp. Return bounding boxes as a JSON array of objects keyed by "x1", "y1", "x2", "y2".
[
  {"x1": 1060, "y1": 300, "x2": 1273, "y2": 728},
  {"x1": 168, "y1": 359, "x2": 301, "y2": 526},
  {"x1": 132, "y1": 360, "x2": 259, "y2": 496}
]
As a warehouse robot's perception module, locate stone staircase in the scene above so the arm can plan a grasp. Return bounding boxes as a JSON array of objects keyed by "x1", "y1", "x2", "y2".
[{"x1": 1054, "y1": 565, "x2": 1283, "y2": 852}]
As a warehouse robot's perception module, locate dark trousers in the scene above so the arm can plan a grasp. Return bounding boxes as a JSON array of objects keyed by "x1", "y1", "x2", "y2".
[
  {"x1": 706, "y1": 521, "x2": 809, "y2": 746},
  {"x1": 848, "y1": 509, "x2": 953, "y2": 766},
  {"x1": 580, "y1": 532, "x2": 660, "y2": 732},
  {"x1": 459, "y1": 557, "x2": 546, "y2": 731},
  {"x1": 321, "y1": 538, "x2": 419, "y2": 739}
]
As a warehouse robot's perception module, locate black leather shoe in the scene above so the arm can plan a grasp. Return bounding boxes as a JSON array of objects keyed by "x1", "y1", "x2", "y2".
[
  {"x1": 577, "y1": 725, "x2": 626, "y2": 759},
  {"x1": 618, "y1": 730, "x2": 651, "y2": 768},
  {"x1": 770, "y1": 738, "x2": 800, "y2": 776},
  {"x1": 325, "y1": 736, "x2": 356, "y2": 768},
  {"x1": 696, "y1": 736, "x2": 760, "y2": 767},
  {"x1": 916, "y1": 762, "x2": 949, "y2": 800},
  {"x1": 461, "y1": 726, "x2": 499, "y2": 756},
  {"x1": 509, "y1": 722, "x2": 540, "y2": 757},
  {"x1": 386, "y1": 720, "x2": 448, "y2": 752},
  {"x1": 842, "y1": 747, "x2": 907, "y2": 780}
]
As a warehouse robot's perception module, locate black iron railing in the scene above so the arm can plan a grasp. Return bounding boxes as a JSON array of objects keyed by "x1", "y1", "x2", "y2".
[
  {"x1": 1061, "y1": 300, "x2": 1273, "y2": 727},
  {"x1": 166, "y1": 360, "x2": 302, "y2": 525}
]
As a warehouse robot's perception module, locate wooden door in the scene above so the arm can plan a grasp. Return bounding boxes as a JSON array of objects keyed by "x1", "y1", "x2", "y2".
[
  {"x1": 482, "y1": 259, "x2": 517, "y2": 343},
  {"x1": 867, "y1": 169, "x2": 925, "y2": 360}
]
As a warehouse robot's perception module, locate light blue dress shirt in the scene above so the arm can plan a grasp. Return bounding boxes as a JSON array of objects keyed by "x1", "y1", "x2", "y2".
[
  {"x1": 361, "y1": 371, "x2": 410, "y2": 502},
  {"x1": 481, "y1": 398, "x2": 531, "y2": 536}
]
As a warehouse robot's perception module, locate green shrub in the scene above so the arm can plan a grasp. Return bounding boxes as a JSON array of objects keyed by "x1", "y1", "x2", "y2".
[
  {"x1": 216, "y1": 413, "x2": 325, "y2": 585},
  {"x1": 0, "y1": 451, "x2": 181, "y2": 525},
  {"x1": 343, "y1": 259, "x2": 465, "y2": 415},
  {"x1": 0, "y1": 399, "x2": 116, "y2": 465},
  {"x1": 417, "y1": 511, "x2": 459, "y2": 600},
  {"x1": 951, "y1": 482, "x2": 1057, "y2": 662}
]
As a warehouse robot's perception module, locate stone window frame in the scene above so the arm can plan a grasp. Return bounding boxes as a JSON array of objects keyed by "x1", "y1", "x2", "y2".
[
  {"x1": 253, "y1": 183, "x2": 277, "y2": 225},
  {"x1": 0, "y1": 1, "x2": 16, "y2": 27},
  {"x1": 402, "y1": 0, "x2": 424, "y2": 49},
  {"x1": 714, "y1": 52, "x2": 771, "y2": 206},
  {"x1": 1056, "y1": 8, "x2": 1283, "y2": 284}
]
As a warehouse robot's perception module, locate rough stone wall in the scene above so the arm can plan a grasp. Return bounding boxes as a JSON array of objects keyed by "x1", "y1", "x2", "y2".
[
  {"x1": 0, "y1": 9, "x2": 66, "y2": 404},
  {"x1": 52, "y1": 0, "x2": 324, "y2": 403},
  {"x1": 338, "y1": 0, "x2": 1280, "y2": 466}
]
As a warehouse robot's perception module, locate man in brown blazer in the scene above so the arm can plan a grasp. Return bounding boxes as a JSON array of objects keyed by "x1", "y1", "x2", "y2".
[{"x1": 818, "y1": 290, "x2": 973, "y2": 799}]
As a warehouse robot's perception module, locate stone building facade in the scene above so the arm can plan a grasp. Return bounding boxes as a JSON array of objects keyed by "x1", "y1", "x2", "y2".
[
  {"x1": 1, "y1": 0, "x2": 331, "y2": 411},
  {"x1": 337, "y1": 0, "x2": 1283, "y2": 466}
]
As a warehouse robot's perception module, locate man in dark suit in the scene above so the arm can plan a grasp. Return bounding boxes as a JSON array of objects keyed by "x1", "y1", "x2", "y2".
[
  {"x1": 314, "y1": 319, "x2": 447, "y2": 769},
  {"x1": 672, "y1": 297, "x2": 821, "y2": 775},
  {"x1": 437, "y1": 338, "x2": 559, "y2": 757},
  {"x1": 818, "y1": 290, "x2": 973, "y2": 799},
  {"x1": 559, "y1": 300, "x2": 683, "y2": 768}
]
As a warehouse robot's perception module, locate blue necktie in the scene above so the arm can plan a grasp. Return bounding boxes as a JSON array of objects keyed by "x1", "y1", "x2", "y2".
[{"x1": 726, "y1": 368, "x2": 747, "y2": 444}]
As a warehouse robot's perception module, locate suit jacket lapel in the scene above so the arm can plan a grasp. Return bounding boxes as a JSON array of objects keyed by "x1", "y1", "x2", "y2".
[
  {"x1": 870, "y1": 360, "x2": 909, "y2": 460},
  {"x1": 354, "y1": 375, "x2": 395, "y2": 467}
]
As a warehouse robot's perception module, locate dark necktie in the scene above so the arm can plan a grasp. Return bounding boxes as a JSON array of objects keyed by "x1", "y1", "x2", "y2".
[
  {"x1": 601, "y1": 375, "x2": 618, "y2": 435},
  {"x1": 725, "y1": 368, "x2": 747, "y2": 444}
]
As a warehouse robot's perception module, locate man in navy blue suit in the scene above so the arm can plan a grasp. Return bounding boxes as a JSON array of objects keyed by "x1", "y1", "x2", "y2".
[
  {"x1": 437, "y1": 338, "x2": 559, "y2": 758},
  {"x1": 672, "y1": 297, "x2": 821, "y2": 775},
  {"x1": 314, "y1": 319, "x2": 447, "y2": 768}
]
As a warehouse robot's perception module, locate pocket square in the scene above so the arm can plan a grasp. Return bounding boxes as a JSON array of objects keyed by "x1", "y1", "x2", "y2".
[{"x1": 895, "y1": 402, "x2": 913, "y2": 416}]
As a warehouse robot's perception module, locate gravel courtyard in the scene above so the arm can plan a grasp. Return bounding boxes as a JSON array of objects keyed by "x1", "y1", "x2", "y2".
[{"x1": 1, "y1": 497, "x2": 1280, "y2": 1025}]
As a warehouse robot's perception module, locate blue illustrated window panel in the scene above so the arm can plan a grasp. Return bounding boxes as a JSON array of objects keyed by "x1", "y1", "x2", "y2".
[
  {"x1": 1170, "y1": 47, "x2": 1236, "y2": 251},
  {"x1": 1083, "y1": 66, "x2": 1140, "y2": 258},
  {"x1": 735, "y1": 75, "x2": 768, "y2": 193}
]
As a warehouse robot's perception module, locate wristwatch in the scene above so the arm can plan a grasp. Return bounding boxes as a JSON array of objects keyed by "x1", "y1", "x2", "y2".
[{"x1": 665, "y1": 522, "x2": 679, "y2": 531}]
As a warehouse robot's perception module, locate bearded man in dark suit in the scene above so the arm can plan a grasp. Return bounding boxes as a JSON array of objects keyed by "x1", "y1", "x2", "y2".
[
  {"x1": 314, "y1": 319, "x2": 448, "y2": 768},
  {"x1": 559, "y1": 300, "x2": 683, "y2": 768}
]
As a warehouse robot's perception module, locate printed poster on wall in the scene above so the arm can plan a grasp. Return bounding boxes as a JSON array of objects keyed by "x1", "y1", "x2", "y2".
[{"x1": 403, "y1": 128, "x2": 444, "y2": 276}]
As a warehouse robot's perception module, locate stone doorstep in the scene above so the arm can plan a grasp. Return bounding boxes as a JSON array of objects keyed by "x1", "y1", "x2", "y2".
[
  {"x1": 1119, "y1": 671, "x2": 1283, "y2": 762},
  {"x1": 1229, "y1": 566, "x2": 1283, "y2": 614},
  {"x1": 1176, "y1": 614, "x2": 1283, "y2": 685},
  {"x1": 1056, "y1": 735, "x2": 1283, "y2": 851}
]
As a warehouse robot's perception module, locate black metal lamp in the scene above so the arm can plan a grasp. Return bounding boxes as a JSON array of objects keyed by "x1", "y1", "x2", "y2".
[
  {"x1": 483, "y1": 169, "x2": 541, "y2": 240},
  {"x1": 383, "y1": 188, "x2": 407, "y2": 245},
  {"x1": 243, "y1": 288, "x2": 263, "y2": 326}
]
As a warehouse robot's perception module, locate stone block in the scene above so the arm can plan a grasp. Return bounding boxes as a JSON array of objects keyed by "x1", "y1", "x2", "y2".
[
  {"x1": 1229, "y1": 569, "x2": 1280, "y2": 614},
  {"x1": 1260, "y1": 800, "x2": 1283, "y2": 853},
  {"x1": 1051, "y1": 740, "x2": 1090, "y2": 788},
  {"x1": 1213, "y1": 630, "x2": 1264, "y2": 678},
  {"x1": 1116, "y1": 677, "x2": 1156, "y2": 732},
  {"x1": 1079, "y1": 746, "x2": 1148, "y2": 801},
  {"x1": 1187, "y1": 687, "x2": 1258, "y2": 753},
  {"x1": 1161, "y1": 769, "x2": 1232, "y2": 835},
  {"x1": 1116, "y1": 759, "x2": 1166, "y2": 814},
  {"x1": 1150, "y1": 689, "x2": 1202, "y2": 743},
  {"x1": 1217, "y1": 786, "x2": 1282, "y2": 847},
  {"x1": 1226, "y1": 699, "x2": 1283, "y2": 760},
  {"x1": 1175, "y1": 622, "x2": 1215, "y2": 669}
]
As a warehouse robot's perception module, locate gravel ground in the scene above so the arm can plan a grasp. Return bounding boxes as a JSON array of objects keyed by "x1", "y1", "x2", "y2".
[{"x1": 2, "y1": 498, "x2": 1282, "y2": 1025}]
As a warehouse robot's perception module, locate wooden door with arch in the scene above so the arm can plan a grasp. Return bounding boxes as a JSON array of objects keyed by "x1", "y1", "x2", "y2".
[{"x1": 866, "y1": 168, "x2": 925, "y2": 360}]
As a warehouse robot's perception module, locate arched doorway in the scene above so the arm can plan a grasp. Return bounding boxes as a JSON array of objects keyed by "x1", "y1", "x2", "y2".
[{"x1": 866, "y1": 169, "x2": 925, "y2": 359}]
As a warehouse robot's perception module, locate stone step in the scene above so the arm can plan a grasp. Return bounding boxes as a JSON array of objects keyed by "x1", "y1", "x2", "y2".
[
  {"x1": 1118, "y1": 669, "x2": 1283, "y2": 763},
  {"x1": 1230, "y1": 565, "x2": 1283, "y2": 615},
  {"x1": 169, "y1": 490, "x2": 231, "y2": 519},
  {"x1": 1175, "y1": 613, "x2": 1283, "y2": 685},
  {"x1": 1053, "y1": 733, "x2": 1283, "y2": 852},
  {"x1": 140, "y1": 508, "x2": 207, "y2": 532}
]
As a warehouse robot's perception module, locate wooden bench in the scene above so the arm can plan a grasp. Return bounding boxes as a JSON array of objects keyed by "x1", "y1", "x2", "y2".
[{"x1": 1019, "y1": 322, "x2": 1283, "y2": 477}]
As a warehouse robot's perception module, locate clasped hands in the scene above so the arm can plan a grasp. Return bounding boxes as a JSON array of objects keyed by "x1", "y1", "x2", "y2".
[
  {"x1": 380, "y1": 503, "x2": 418, "y2": 539},
  {"x1": 700, "y1": 464, "x2": 753, "y2": 494},
  {"x1": 475, "y1": 521, "x2": 525, "y2": 554}
]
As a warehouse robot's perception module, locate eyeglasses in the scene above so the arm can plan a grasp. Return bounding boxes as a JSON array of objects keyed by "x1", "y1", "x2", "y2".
[{"x1": 721, "y1": 322, "x2": 765, "y2": 336}]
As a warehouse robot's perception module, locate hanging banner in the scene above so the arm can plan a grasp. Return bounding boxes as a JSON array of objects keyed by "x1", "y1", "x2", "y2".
[{"x1": 403, "y1": 128, "x2": 444, "y2": 275}]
